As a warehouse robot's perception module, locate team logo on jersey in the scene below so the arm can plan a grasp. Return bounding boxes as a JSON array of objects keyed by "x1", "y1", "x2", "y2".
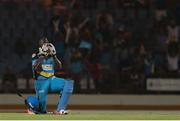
[{"x1": 42, "y1": 64, "x2": 53, "y2": 71}]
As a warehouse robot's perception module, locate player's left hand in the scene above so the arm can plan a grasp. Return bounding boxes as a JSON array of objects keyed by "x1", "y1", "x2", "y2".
[
  {"x1": 47, "y1": 43, "x2": 56, "y2": 56},
  {"x1": 41, "y1": 43, "x2": 49, "y2": 56}
]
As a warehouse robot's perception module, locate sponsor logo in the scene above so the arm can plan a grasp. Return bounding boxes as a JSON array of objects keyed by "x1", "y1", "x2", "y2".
[{"x1": 42, "y1": 64, "x2": 53, "y2": 71}]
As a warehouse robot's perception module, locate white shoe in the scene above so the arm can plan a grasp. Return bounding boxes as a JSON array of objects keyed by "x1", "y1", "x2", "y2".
[{"x1": 54, "y1": 110, "x2": 68, "y2": 115}]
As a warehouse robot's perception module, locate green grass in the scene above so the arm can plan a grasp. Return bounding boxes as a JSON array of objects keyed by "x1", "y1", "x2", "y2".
[{"x1": 1, "y1": 113, "x2": 180, "y2": 120}]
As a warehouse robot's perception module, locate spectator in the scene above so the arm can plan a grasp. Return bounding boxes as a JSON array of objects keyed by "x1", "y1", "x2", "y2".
[
  {"x1": 85, "y1": 52, "x2": 101, "y2": 93},
  {"x1": 69, "y1": 49, "x2": 83, "y2": 92},
  {"x1": 156, "y1": 27, "x2": 168, "y2": 52},
  {"x1": 166, "y1": 41, "x2": 179, "y2": 73},
  {"x1": 154, "y1": 0, "x2": 167, "y2": 21},
  {"x1": 79, "y1": 27, "x2": 93, "y2": 58},
  {"x1": 167, "y1": 20, "x2": 179, "y2": 43}
]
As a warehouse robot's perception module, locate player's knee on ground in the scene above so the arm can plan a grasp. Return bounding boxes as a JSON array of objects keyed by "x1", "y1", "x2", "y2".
[{"x1": 25, "y1": 96, "x2": 40, "y2": 114}]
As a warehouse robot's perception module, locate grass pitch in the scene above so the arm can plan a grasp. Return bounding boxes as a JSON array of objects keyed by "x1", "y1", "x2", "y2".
[{"x1": 1, "y1": 111, "x2": 180, "y2": 120}]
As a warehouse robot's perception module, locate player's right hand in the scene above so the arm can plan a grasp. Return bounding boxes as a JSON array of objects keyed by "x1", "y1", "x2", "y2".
[
  {"x1": 47, "y1": 43, "x2": 56, "y2": 56},
  {"x1": 38, "y1": 47, "x2": 43, "y2": 55}
]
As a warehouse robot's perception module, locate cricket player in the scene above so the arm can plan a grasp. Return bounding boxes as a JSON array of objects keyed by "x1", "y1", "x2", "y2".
[{"x1": 30, "y1": 38, "x2": 74, "y2": 114}]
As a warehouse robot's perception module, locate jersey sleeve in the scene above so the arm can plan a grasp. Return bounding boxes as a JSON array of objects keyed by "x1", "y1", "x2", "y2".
[
  {"x1": 32, "y1": 53, "x2": 38, "y2": 67},
  {"x1": 32, "y1": 53, "x2": 38, "y2": 79}
]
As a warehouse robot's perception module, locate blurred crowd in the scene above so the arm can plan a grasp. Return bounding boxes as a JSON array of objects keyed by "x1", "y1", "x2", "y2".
[{"x1": 0, "y1": 0, "x2": 180, "y2": 93}]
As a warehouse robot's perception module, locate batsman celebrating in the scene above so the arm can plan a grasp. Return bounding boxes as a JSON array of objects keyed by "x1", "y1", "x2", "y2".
[{"x1": 30, "y1": 38, "x2": 74, "y2": 114}]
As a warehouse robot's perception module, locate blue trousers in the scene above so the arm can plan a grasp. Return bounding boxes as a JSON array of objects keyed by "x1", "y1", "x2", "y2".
[{"x1": 34, "y1": 76, "x2": 73, "y2": 113}]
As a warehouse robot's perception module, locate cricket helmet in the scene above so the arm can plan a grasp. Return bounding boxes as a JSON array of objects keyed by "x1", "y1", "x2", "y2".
[{"x1": 39, "y1": 37, "x2": 49, "y2": 47}]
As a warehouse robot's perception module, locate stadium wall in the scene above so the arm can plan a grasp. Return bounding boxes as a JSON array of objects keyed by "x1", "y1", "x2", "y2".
[{"x1": 1, "y1": 94, "x2": 180, "y2": 110}]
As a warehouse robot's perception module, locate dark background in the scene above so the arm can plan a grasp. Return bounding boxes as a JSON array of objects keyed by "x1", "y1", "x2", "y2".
[{"x1": 0, "y1": 0, "x2": 179, "y2": 94}]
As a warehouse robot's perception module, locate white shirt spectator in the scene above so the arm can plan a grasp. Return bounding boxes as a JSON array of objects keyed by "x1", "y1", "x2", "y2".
[
  {"x1": 167, "y1": 55, "x2": 179, "y2": 71},
  {"x1": 167, "y1": 25, "x2": 179, "y2": 42}
]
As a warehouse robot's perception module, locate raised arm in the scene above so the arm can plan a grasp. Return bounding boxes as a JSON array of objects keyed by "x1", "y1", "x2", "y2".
[{"x1": 78, "y1": 17, "x2": 89, "y2": 30}]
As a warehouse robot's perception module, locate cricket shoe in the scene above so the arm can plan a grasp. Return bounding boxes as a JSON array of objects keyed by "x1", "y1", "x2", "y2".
[
  {"x1": 54, "y1": 110, "x2": 68, "y2": 115},
  {"x1": 27, "y1": 109, "x2": 47, "y2": 114}
]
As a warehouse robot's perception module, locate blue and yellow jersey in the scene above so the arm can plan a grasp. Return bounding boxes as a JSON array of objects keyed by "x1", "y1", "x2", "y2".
[
  {"x1": 39, "y1": 57, "x2": 55, "y2": 79},
  {"x1": 32, "y1": 53, "x2": 55, "y2": 80}
]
